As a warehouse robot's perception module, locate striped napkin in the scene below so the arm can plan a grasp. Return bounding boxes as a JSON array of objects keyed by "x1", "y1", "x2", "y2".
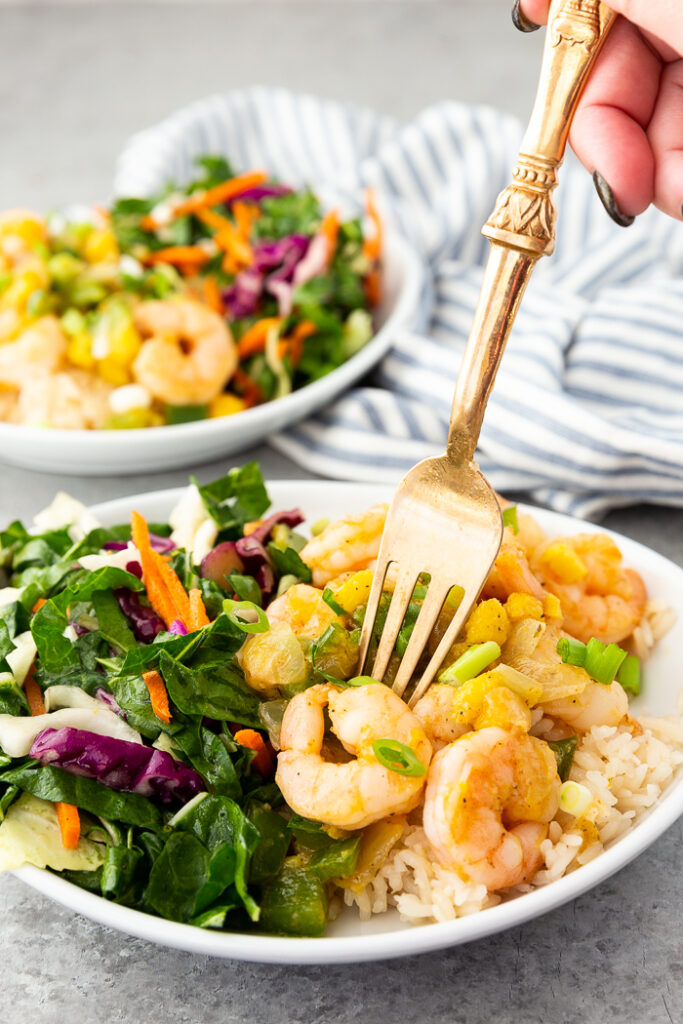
[{"x1": 115, "y1": 87, "x2": 683, "y2": 518}]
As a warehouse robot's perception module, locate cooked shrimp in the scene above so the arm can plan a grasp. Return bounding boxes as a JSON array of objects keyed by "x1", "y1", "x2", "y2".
[
  {"x1": 482, "y1": 542, "x2": 547, "y2": 603},
  {"x1": 276, "y1": 682, "x2": 432, "y2": 829},
  {"x1": 531, "y1": 533, "x2": 646, "y2": 644},
  {"x1": 266, "y1": 582, "x2": 345, "y2": 639},
  {"x1": 543, "y1": 679, "x2": 628, "y2": 732},
  {"x1": 14, "y1": 369, "x2": 113, "y2": 429},
  {"x1": 300, "y1": 504, "x2": 387, "y2": 588},
  {"x1": 132, "y1": 298, "x2": 237, "y2": 405},
  {"x1": 423, "y1": 726, "x2": 560, "y2": 890},
  {"x1": 0, "y1": 209, "x2": 46, "y2": 259},
  {"x1": 0, "y1": 316, "x2": 66, "y2": 388},
  {"x1": 414, "y1": 682, "x2": 531, "y2": 748}
]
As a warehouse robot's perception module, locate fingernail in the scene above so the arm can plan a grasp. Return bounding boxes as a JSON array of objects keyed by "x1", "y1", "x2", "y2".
[
  {"x1": 592, "y1": 171, "x2": 635, "y2": 227},
  {"x1": 511, "y1": 0, "x2": 540, "y2": 32}
]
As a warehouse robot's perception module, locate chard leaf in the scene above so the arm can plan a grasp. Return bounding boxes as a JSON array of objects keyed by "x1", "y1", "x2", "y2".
[
  {"x1": 192, "y1": 463, "x2": 270, "y2": 538},
  {"x1": 0, "y1": 763, "x2": 162, "y2": 829},
  {"x1": 173, "y1": 723, "x2": 243, "y2": 800},
  {"x1": 175, "y1": 794, "x2": 260, "y2": 920},
  {"x1": 92, "y1": 589, "x2": 137, "y2": 652},
  {"x1": 31, "y1": 566, "x2": 144, "y2": 674},
  {"x1": 266, "y1": 543, "x2": 312, "y2": 584},
  {"x1": 159, "y1": 651, "x2": 261, "y2": 728}
]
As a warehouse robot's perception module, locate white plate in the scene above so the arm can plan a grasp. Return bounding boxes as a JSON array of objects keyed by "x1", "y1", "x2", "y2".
[
  {"x1": 0, "y1": 234, "x2": 421, "y2": 475},
  {"x1": 12, "y1": 480, "x2": 683, "y2": 963}
]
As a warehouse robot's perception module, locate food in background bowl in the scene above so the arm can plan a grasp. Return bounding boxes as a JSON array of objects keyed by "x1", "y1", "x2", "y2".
[
  {"x1": 0, "y1": 158, "x2": 381, "y2": 429},
  {"x1": 0, "y1": 465, "x2": 680, "y2": 938}
]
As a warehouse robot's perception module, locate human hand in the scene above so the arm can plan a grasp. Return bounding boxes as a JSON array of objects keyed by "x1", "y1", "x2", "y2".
[{"x1": 511, "y1": 0, "x2": 683, "y2": 224}]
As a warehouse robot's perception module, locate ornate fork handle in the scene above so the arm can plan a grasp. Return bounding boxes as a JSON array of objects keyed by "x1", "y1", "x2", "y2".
[{"x1": 447, "y1": 0, "x2": 616, "y2": 464}]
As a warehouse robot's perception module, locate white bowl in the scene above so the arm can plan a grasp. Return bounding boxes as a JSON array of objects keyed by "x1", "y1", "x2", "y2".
[
  {"x1": 10, "y1": 479, "x2": 683, "y2": 962},
  {"x1": 0, "y1": 234, "x2": 421, "y2": 475}
]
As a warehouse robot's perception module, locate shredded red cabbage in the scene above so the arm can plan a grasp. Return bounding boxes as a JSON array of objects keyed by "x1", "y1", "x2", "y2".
[
  {"x1": 30, "y1": 727, "x2": 204, "y2": 804},
  {"x1": 115, "y1": 589, "x2": 165, "y2": 643},
  {"x1": 232, "y1": 509, "x2": 304, "y2": 597}
]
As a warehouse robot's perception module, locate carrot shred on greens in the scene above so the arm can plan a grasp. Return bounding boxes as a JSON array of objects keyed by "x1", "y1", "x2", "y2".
[
  {"x1": 320, "y1": 209, "x2": 340, "y2": 261},
  {"x1": 151, "y1": 550, "x2": 192, "y2": 624},
  {"x1": 142, "y1": 669, "x2": 172, "y2": 724},
  {"x1": 203, "y1": 276, "x2": 223, "y2": 314},
  {"x1": 171, "y1": 171, "x2": 268, "y2": 223},
  {"x1": 145, "y1": 246, "x2": 210, "y2": 268},
  {"x1": 25, "y1": 666, "x2": 81, "y2": 848},
  {"x1": 237, "y1": 317, "x2": 282, "y2": 359},
  {"x1": 31, "y1": 597, "x2": 47, "y2": 615},
  {"x1": 131, "y1": 509, "x2": 192, "y2": 629},
  {"x1": 362, "y1": 187, "x2": 382, "y2": 261},
  {"x1": 56, "y1": 802, "x2": 81, "y2": 850},
  {"x1": 189, "y1": 588, "x2": 210, "y2": 631},
  {"x1": 233, "y1": 729, "x2": 274, "y2": 777},
  {"x1": 24, "y1": 670, "x2": 45, "y2": 716}
]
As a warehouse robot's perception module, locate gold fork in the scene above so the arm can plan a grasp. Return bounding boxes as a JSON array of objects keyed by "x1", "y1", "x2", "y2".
[{"x1": 358, "y1": 0, "x2": 617, "y2": 706}]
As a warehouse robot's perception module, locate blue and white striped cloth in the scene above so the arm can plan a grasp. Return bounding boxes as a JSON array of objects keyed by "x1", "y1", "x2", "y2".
[{"x1": 115, "y1": 87, "x2": 683, "y2": 518}]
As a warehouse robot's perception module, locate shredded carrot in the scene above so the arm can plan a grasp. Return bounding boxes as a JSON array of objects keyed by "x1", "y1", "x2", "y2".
[
  {"x1": 243, "y1": 520, "x2": 263, "y2": 536},
  {"x1": 31, "y1": 597, "x2": 47, "y2": 615},
  {"x1": 363, "y1": 268, "x2": 381, "y2": 307},
  {"x1": 56, "y1": 802, "x2": 81, "y2": 850},
  {"x1": 24, "y1": 670, "x2": 45, "y2": 716},
  {"x1": 320, "y1": 209, "x2": 340, "y2": 262},
  {"x1": 277, "y1": 319, "x2": 317, "y2": 365},
  {"x1": 142, "y1": 669, "x2": 172, "y2": 724},
  {"x1": 198, "y1": 208, "x2": 233, "y2": 232},
  {"x1": 188, "y1": 588, "x2": 210, "y2": 631},
  {"x1": 146, "y1": 572, "x2": 178, "y2": 629},
  {"x1": 233, "y1": 728, "x2": 274, "y2": 777},
  {"x1": 171, "y1": 171, "x2": 268, "y2": 221},
  {"x1": 25, "y1": 659, "x2": 80, "y2": 849},
  {"x1": 362, "y1": 187, "x2": 382, "y2": 262},
  {"x1": 203, "y1": 276, "x2": 224, "y2": 314},
  {"x1": 237, "y1": 317, "x2": 283, "y2": 360},
  {"x1": 151, "y1": 550, "x2": 192, "y2": 624},
  {"x1": 144, "y1": 246, "x2": 210, "y2": 269},
  {"x1": 232, "y1": 200, "x2": 260, "y2": 238},
  {"x1": 132, "y1": 509, "x2": 192, "y2": 629},
  {"x1": 233, "y1": 367, "x2": 264, "y2": 408}
]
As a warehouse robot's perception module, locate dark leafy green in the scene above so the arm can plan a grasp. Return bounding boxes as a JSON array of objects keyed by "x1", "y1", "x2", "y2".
[
  {"x1": 192, "y1": 463, "x2": 270, "y2": 538},
  {"x1": 0, "y1": 763, "x2": 162, "y2": 829}
]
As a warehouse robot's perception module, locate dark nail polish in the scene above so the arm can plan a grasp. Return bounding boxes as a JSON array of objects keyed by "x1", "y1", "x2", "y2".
[
  {"x1": 511, "y1": 0, "x2": 540, "y2": 32},
  {"x1": 592, "y1": 171, "x2": 635, "y2": 227}
]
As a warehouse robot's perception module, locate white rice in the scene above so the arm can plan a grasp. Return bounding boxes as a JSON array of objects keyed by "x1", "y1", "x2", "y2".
[
  {"x1": 340, "y1": 705, "x2": 683, "y2": 925},
  {"x1": 631, "y1": 600, "x2": 678, "y2": 660}
]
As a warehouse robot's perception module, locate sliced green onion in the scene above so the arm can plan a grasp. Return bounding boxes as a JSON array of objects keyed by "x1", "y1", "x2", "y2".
[
  {"x1": 438, "y1": 641, "x2": 501, "y2": 686},
  {"x1": 548, "y1": 735, "x2": 578, "y2": 782},
  {"x1": 617, "y1": 654, "x2": 641, "y2": 696},
  {"x1": 584, "y1": 638, "x2": 628, "y2": 685},
  {"x1": 222, "y1": 598, "x2": 270, "y2": 634},
  {"x1": 502, "y1": 505, "x2": 519, "y2": 534},
  {"x1": 445, "y1": 584, "x2": 465, "y2": 610},
  {"x1": 276, "y1": 573, "x2": 299, "y2": 598},
  {"x1": 322, "y1": 588, "x2": 347, "y2": 617},
  {"x1": 345, "y1": 675, "x2": 379, "y2": 687},
  {"x1": 559, "y1": 780, "x2": 592, "y2": 817},
  {"x1": 372, "y1": 738, "x2": 426, "y2": 778},
  {"x1": 310, "y1": 518, "x2": 329, "y2": 537},
  {"x1": 556, "y1": 637, "x2": 587, "y2": 667}
]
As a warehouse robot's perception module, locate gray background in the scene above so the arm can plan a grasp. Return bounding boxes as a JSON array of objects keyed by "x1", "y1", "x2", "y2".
[{"x1": 0, "y1": 3, "x2": 681, "y2": 1023}]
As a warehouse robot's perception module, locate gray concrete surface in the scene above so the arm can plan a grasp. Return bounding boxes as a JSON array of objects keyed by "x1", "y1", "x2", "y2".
[{"x1": 0, "y1": 3, "x2": 681, "y2": 1023}]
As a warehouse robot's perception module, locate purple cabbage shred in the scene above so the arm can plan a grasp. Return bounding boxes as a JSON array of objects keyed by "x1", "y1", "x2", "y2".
[{"x1": 30, "y1": 727, "x2": 204, "y2": 805}]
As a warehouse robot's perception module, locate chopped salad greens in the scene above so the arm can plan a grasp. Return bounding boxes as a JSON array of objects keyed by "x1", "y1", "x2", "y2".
[{"x1": 0, "y1": 463, "x2": 362, "y2": 935}]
